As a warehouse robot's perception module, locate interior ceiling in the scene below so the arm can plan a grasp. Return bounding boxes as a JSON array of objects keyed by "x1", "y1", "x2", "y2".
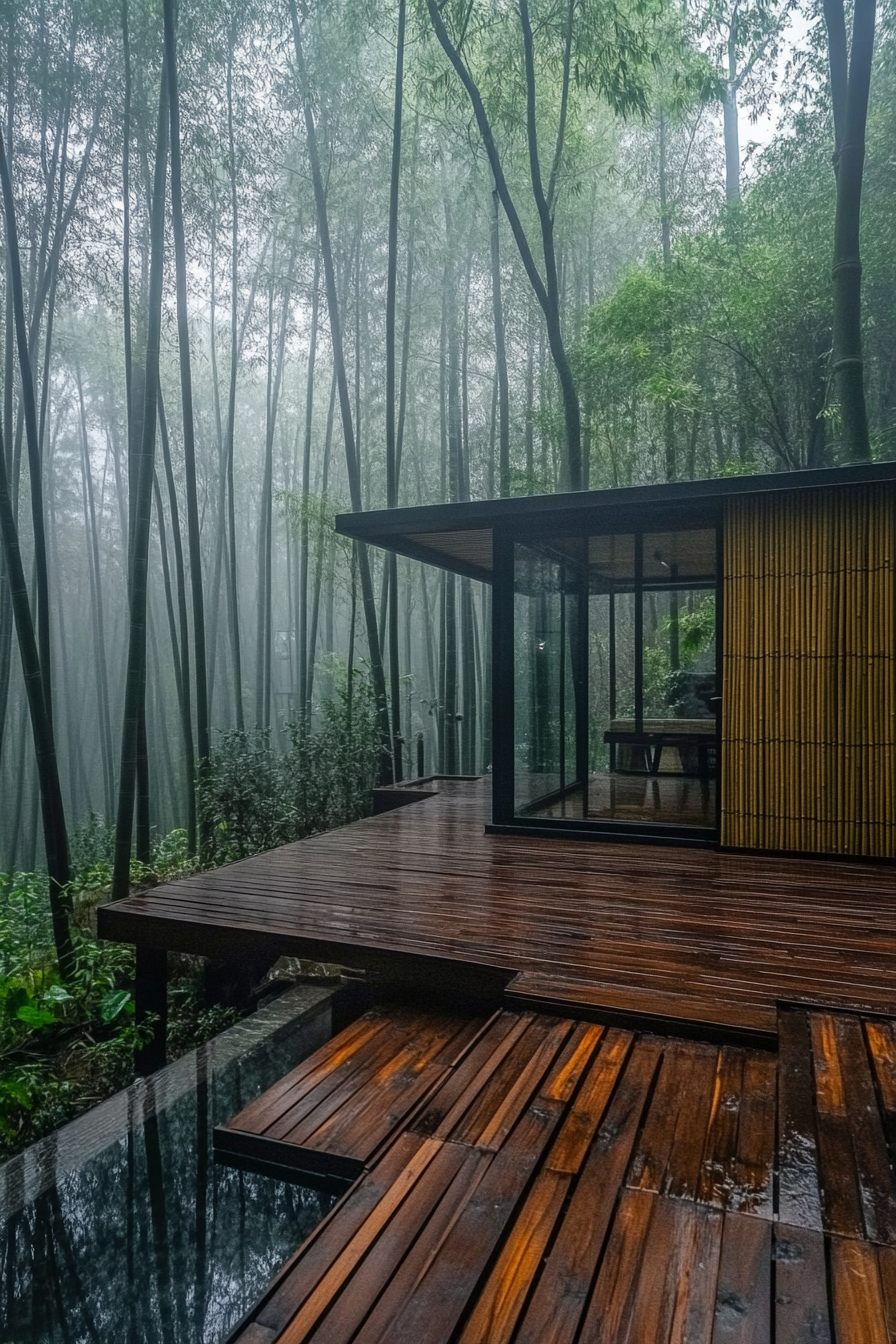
[
  {"x1": 396, "y1": 527, "x2": 717, "y2": 584},
  {"x1": 593, "y1": 529, "x2": 718, "y2": 583},
  {"x1": 525, "y1": 529, "x2": 718, "y2": 585}
]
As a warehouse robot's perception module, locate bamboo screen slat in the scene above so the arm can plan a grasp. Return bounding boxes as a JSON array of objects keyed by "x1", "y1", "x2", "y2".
[{"x1": 721, "y1": 485, "x2": 895, "y2": 857}]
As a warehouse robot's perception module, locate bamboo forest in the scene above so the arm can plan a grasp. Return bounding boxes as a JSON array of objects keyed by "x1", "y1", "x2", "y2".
[{"x1": 0, "y1": 0, "x2": 893, "y2": 1152}]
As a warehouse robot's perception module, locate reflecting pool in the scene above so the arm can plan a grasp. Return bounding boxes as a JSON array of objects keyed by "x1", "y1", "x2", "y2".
[{"x1": 0, "y1": 983, "x2": 337, "y2": 1343}]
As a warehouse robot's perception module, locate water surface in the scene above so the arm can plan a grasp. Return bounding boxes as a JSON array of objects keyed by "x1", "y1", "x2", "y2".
[{"x1": 0, "y1": 984, "x2": 337, "y2": 1343}]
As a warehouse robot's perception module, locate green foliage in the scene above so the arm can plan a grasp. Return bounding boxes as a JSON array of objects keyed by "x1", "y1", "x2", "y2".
[
  {"x1": 69, "y1": 812, "x2": 115, "y2": 872},
  {"x1": 199, "y1": 678, "x2": 380, "y2": 866},
  {"x1": 643, "y1": 596, "x2": 717, "y2": 715},
  {"x1": 578, "y1": 11, "x2": 896, "y2": 479},
  {"x1": 0, "y1": 831, "x2": 198, "y2": 1158},
  {"x1": 0, "y1": 872, "x2": 52, "y2": 980},
  {"x1": 166, "y1": 960, "x2": 242, "y2": 1059},
  {"x1": 677, "y1": 598, "x2": 716, "y2": 666},
  {"x1": 0, "y1": 917, "x2": 149, "y2": 1155}
]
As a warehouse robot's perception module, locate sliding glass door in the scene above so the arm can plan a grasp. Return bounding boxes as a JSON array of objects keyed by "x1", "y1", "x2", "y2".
[{"x1": 511, "y1": 527, "x2": 719, "y2": 836}]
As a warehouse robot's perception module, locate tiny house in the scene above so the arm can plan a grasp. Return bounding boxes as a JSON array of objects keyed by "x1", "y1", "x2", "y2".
[{"x1": 338, "y1": 462, "x2": 896, "y2": 859}]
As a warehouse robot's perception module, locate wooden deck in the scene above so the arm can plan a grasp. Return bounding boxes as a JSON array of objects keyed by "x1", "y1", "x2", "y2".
[
  {"x1": 98, "y1": 779, "x2": 896, "y2": 1038},
  {"x1": 221, "y1": 1001, "x2": 896, "y2": 1343}
]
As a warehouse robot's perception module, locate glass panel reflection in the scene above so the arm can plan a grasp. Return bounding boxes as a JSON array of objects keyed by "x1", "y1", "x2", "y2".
[
  {"x1": 514, "y1": 545, "x2": 581, "y2": 816},
  {"x1": 513, "y1": 528, "x2": 718, "y2": 831}
]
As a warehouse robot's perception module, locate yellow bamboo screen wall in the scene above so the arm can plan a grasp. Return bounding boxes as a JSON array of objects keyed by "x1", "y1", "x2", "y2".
[{"x1": 721, "y1": 485, "x2": 895, "y2": 857}]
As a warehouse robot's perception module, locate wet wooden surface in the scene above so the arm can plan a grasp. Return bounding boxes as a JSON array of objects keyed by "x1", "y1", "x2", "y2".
[
  {"x1": 223, "y1": 1001, "x2": 896, "y2": 1343},
  {"x1": 99, "y1": 780, "x2": 896, "y2": 1037},
  {"x1": 214, "y1": 1006, "x2": 489, "y2": 1181}
]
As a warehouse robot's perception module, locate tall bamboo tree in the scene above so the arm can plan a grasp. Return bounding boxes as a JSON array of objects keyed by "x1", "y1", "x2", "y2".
[
  {"x1": 288, "y1": 3, "x2": 391, "y2": 774},
  {"x1": 0, "y1": 415, "x2": 72, "y2": 977},
  {"x1": 823, "y1": 0, "x2": 876, "y2": 462},
  {"x1": 163, "y1": 0, "x2": 210, "y2": 834},
  {"x1": 112, "y1": 44, "x2": 169, "y2": 900}
]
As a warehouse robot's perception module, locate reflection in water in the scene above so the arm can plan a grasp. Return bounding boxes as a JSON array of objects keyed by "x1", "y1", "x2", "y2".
[{"x1": 0, "y1": 985, "x2": 337, "y2": 1343}]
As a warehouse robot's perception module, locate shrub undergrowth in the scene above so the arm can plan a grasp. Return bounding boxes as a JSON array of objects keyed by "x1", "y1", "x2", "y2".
[
  {"x1": 199, "y1": 675, "x2": 380, "y2": 865},
  {"x1": 0, "y1": 680, "x2": 380, "y2": 1161}
]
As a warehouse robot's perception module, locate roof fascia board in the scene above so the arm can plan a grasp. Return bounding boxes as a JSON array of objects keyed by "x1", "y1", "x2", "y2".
[{"x1": 335, "y1": 461, "x2": 896, "y2": 544}]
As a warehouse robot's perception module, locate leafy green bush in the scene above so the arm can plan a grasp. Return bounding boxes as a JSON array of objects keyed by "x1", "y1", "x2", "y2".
[
  {"x1": 0, "y1": 846, "x2": 192, "y2": 1158},
  {"x1": 200, "y1": 676, "x2": 380, "y2": 866},
  {"x1": 0, "y1": 872, "x2": 52, "y2": 981}
]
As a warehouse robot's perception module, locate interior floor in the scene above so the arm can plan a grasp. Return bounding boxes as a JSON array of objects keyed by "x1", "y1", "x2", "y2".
[{"x1": 522, "y1": 771, "x2": 717, "y2": 829}]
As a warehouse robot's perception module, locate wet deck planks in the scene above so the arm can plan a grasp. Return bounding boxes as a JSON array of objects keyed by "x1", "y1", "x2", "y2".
[
  {"x1": 214, "y1": 1006, "x2": 490, "y2": 1181},
  {"x1": 98, "y1": 780, "x2": 896, "y2": 1036},
  {"x1": 223, "y1": 1001, "x2": 896, "y2": 1343}
]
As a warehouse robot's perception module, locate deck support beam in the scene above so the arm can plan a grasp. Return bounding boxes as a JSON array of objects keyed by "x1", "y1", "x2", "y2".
[{"x1": 135, "y1": 945, "x2": 168, "y2": 1075}]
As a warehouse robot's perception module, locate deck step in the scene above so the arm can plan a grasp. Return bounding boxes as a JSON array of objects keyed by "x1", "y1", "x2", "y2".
[
  {"x1": 505, "y1": 968, "x2": 778, "y2": 1046},
  {"x1": 226, "y1": 1007, "x2": 782, "y2": 1343},
  {"x1": 225, "y1": 1002, "x2": 896, "y2": 1342},
  {"x1": 214, "y1": 1005, "x2": 488, "y2": 1182}
]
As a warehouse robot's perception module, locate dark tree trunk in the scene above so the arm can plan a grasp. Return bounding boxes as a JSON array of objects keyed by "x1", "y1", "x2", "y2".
[
  {"x1": 658, "y1": 114, "x2": 676, "y2": 481},
  {"x1": 0, "y1": 129, "x2": 53, "y2": 718},
  {"x1": 256, "y1": 236, "x2": 297, "y2": 731},
  {"x1": 306, "y1": 367, "x2": 336, "y2": 712},
  {"x1": 158, "y1": 394, "x2": 197, "y2": 852},
  {"x1": 289, "y1": 6, "x2": 391, "y2": 776},
  {"x1": 385, "y1": 0, "x2": 406, "y2": 778},
  {"x1": 823, "y1": 0, "x2": 876, "y2": 462},
  {"x1": 224, "y1": 27, "x2": 244, "y2": 729},
  {"x1": 425, "y1": 0, "x2": 582, "y2": 489},
  {"x1": 298, "y1": 250, "x2": 320, "y2": 723},
  {"x1": 489, "y1": 177, "x2": 511, "y2": 497},
  {"x1": 0, "y1": 417, "x2": 72, "y2": 976},
  {"x1": 163, "y1": 0, "x2": 210, "y2": 811},
  {"x1": 112, "y1": 50, "x2": 169, "y2": 899},
  {"x1": 75, "y1": 365, "x2": 115, "y2": 820}
]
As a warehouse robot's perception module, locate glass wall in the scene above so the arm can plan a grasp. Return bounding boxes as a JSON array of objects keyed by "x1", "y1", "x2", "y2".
[
  {"x1": 512, "y1": 527, "x2": 718, "y2": 833},
  {"x1": 513, "y1": 544, "x2": 583, "y2": 815}
]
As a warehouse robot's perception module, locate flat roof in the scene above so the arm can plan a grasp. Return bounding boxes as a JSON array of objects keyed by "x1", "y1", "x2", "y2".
[{"x1": 335, "y1": 461, "x2": 896, "y2": 582}]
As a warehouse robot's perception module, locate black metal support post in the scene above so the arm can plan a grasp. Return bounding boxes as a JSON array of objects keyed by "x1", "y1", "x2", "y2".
[
  {"x1": 634, "y1": 533, "x2": 644, "y2": 734},
  {"x1": 135, "y1": 945, "x2": 168, "y2": 1076},
  {"x1": 576, "y1": 545, "x2": 589, "y2": 791},
  {"x1": 559, "y1": 564, "x2": 566, "y2": 792},
  {"x1": 608, "y1": 584, "x2": 616, "y2": 772},
  {"x1": 491, "y1": 529, "x2": 515, "y2": 824}
]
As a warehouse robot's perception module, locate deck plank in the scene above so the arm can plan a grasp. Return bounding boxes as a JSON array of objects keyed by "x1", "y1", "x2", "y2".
[
  {"x1": 777, "y1": 1010, "x2": 823, "y2": 1231},
  {"x1": 248, "y1": 1131, "x2": 430, "y2": 1337},
  {"x1": 457, "y1": 1028, "x2": 632, "y2": 1343},
  {"x1": 698, "y1": 1048, "x2": 745, "y2": 1209},
  {"x1": 625, "y1": 1196, "x2": 722, "y2": 1344},
  {"x1": 515, "y1": 1037, "x2": 662, "y2": 1344},
  {"x1": 711, "y1": 1212, "x2": 771, "y2": 1343},
  {"x1": 374, "y1": 1097, "x2": 566, "y2": 1343},
  {"x1": 772, "y1": 1224, "x2": 831, "y2": 1344},
  {"x1": 300, "y1": 1139, "x2": 473, "y2": 1344},
  {"x1": 349, "y1": 1146, "x2": 494, "y2": 1344},
  {"x1": 215, "y1": 1009, "x2": 474, "y2": 1180},
  {"x1": 833, "y1": 1013, "x2": 896, "y2": 1246},
  {"x1": 456, "y1": 1166, "x2": 570, "y2": 1344},
  {"x1": 733, "y1": 1051, "x2": 776, "y2": 1217},
  {"x1": 829, "y1": 1236, "x2": 889, "y2": 1344}
]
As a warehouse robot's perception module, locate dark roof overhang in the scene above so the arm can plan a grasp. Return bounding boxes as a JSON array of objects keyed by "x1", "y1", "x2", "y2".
[{"x1": 334, "y1": 461, "x2": 896, "y2": 582}]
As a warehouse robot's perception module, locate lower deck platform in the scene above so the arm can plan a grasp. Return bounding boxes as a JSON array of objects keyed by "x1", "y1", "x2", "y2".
[
  {"x1": 98, "y1": 779, "x2": 896, "y2": 1039},
  {"x1": 220, "y1": 1001, "x2": 896, "y2": 1343}
]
